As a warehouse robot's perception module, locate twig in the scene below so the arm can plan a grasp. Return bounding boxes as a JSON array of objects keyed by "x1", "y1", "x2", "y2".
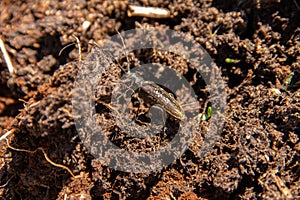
[
  {"x1": 6, "y1": 139, "x2": 80, "y2": 179},
  {"x1": 0, "y1": 37, "x2": 14, "y2": 74},
  {"x1": 128, "y1": 5, "x2": 170, "y2": 18}
]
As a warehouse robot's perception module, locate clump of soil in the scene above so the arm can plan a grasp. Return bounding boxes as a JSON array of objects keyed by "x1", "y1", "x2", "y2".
[{"x1": 0, "y1": 0, "x2": 299, "y2": 199}]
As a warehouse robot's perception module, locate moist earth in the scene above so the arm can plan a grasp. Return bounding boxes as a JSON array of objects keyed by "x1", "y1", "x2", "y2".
[{"x1": 0, "y1": 0, "x2": 299, "y2": 199}]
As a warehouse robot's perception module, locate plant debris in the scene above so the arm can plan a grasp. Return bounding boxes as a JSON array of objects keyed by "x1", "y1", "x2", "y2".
[{"x1": 0, "y1": 0, "x2": 299, "y2": 199}]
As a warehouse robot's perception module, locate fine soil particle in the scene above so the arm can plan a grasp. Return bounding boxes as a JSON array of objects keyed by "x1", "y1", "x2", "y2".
[{"x1": 0, "y1": 0, "x2": 299, "y2": 199}]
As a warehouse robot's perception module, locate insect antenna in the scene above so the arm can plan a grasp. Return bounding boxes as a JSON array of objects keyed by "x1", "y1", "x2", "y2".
[
  {"x1": 116, "y1": 30, "x2": 131, "y2": 73},
  {"x1": 58, "y1": 35, "x2": 82, "y2": 61},
  {"x1": 58, "y1": 42, "x2": 76, "y2": 56}
]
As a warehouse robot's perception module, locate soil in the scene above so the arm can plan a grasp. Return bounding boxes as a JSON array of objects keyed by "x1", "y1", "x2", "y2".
[{"x1": 0, "y1": 0, "x2": 299, "y2": 199}]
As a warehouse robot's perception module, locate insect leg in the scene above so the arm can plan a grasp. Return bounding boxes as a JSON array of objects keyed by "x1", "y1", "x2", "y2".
[{"x1": 117, "y1": 30, "x2": 131, "y2": 73}]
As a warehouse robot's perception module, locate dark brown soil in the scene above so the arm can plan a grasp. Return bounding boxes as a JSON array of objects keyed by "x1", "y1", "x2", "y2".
[{"x1": 0, "y1": 0, "x2": 299, "y2": 199}]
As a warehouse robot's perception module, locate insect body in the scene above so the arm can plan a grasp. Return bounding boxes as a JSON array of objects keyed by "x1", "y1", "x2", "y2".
[
  {"x1": 115, "y1": 32, "x2": 185, "y2": 120},
  {"x1": 139, "y1": 81, "x2": 185, "y2": 120}
]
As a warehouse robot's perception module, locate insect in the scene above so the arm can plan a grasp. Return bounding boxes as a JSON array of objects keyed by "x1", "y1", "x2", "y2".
[{"x1": 108, "y1": 32, "x2": 186, "y2": 120}]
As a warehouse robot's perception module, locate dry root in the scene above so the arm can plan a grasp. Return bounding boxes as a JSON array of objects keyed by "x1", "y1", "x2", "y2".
[{"x1": 6, "y1": 139, "x2": 80, "y2": 179}]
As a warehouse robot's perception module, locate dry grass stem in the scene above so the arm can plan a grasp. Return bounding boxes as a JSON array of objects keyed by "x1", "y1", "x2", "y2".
[
  {"x1": 0, "y1": 37, "x2": 14, "y2": 74},
  {"x1": 0, "y1": 129, "x2": 15, "y2": 142},
  {"x1": 128, "y1": 5, "x2": 170, "y2": 18},
  {"x1": 73, "y1": 34, "x2": 82, "y2": 61}
]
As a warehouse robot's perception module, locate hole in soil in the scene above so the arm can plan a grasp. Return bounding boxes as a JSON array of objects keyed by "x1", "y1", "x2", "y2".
[
  {"x1": 0, "y1": 84, "x2": 22, "y2": 117},
  {"x1": 36, "y1": 33, "x2": 68, "y2": 70}
]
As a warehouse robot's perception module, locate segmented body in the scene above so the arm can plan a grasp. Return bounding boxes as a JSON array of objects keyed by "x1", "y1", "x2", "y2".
[
  {"x1": 114, "y1": 32, "x2": 186, "y2": 120},
  {"x1": 139, "y1": 81, "x2": 185, "y2": 120},
  {"x1": 125, "y1": 71, "x2": 185, "y2": 120}
]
